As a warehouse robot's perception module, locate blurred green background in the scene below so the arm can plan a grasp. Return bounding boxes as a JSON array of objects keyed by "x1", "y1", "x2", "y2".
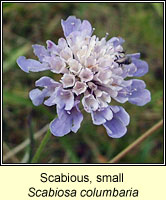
[{"x1": 3, "y1": 2, "x2": 163, "y2": 164}]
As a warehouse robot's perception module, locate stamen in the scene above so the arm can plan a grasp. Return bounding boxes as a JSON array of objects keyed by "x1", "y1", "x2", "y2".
[
  {"x1": 91, "y1": 27, "x2": 95, "y2": 35},
  {"x1": 67, "y1": 111, "x2": 71, "y2": 115},
  {"x1": 71, "y1": 22, "x2": 75, "y2": 25},
  {"x1": 105, "y1": 32, "x2": 109, "y2": 39}
]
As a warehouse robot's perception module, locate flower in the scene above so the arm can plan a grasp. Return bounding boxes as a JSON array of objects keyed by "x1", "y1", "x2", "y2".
[{"x1": 17, "y1": 16, "x2": 151, "y2": 138}]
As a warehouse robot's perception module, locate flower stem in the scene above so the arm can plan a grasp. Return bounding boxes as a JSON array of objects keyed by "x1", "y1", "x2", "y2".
[
  {"x1": 108, "y1": 119, "x2": 163, "y2": 163},
  {"x1": 31, "y1": 128, "x2": 51, "y2": 163}
]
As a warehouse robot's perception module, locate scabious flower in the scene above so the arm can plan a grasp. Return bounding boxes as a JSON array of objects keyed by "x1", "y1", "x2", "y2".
[{"x1": 17, "y1": 16, "x2": 151, "y2": 138}]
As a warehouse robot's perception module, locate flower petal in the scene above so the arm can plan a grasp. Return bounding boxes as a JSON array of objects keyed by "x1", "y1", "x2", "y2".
[
  {"x1": 50, "y1": 104, "x2": 83, "y2": 136},
  {"x1": 60, "y1": 47, "x2": 73, "y2": 61},
  {"x1": 71, "y1": 105, "x2": 83, "y2": 133},
  {"x1": 61, "y1": 16, "x2": 92, "y2": 37},
  {"x1": 127, "y1": 53, "x2": 140, "y2": 59},
  {"x1": 46, "y1": 40, "x2": 58, "y2": 55},
  {"x1": 80, "y1": 68, "x2": 93, "y2": 82},
  {"x1": 46, "y1": 57, "x2": 66, "y2": 74},
  {"x1": 69, "y1": 59, "x2": 82, "y2": 74},
  {"x1": 61, "y1": 16, "x2": 81, "y2": 37},
  {"x1": 17, "y1": 56, "x2": 50, "y2": 73},
  {"x1": 32, "y1": 44, "x2": 49, "y2": 62},
  {"x1": 80, "y1": 20, "x2": 92, "y2": 36},
  {"x1": 129, "y1": 89, "x2": 151, "y2": 106},
  {"x1": 132, "y1": 58, "x2": 148, "y2": 77},
  {"x1": 82, "y1": 94, "x2": 99, "y2": 112},
  {"x1": 111, "y1": 106, "x2": 130, "y2": 126},
  {"x1": 44, "y1": 88, "x2": 74, "y2": 110},
  {"x1": 104, "y1": 118, "x2": 127, "y2": 138},
  {"x1": 61, "y1": 74, "x2": 75, "y2": 88},
  {"x1": 50, "y1": 111, "x2": 72, "y2": 137},
  {"x1": 29, "y1": 88, "x2": 48, "y2": 106},
  {"x1": 108, "y1": 37, "x2": 125, "y2": 47},
  {"x1": 101, "y1": 106, "x2": 130, "y2": 138},
  {"x1": 91, "y1": 107, "x2": 113, "y2": 125},
  {"x1": 35, "y1": 76, "x2": 60, "y2": 87},
  {"x1": 73, "y1": 81, "x2": 87, "y2": 96},
  {"x1": 128, "y1": 79, "x2": 151, "y2": 106},
  {"x1": 114, "y1": 92, "x2": 128, "y2": 103}
]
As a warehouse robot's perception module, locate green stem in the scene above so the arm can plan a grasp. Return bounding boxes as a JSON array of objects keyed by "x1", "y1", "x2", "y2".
[{"x1": 31, "y1": 129, "x2": 51, "y2": 163}]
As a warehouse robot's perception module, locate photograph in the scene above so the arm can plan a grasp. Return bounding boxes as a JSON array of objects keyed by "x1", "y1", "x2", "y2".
[{"x1": 2, "y1": 2, "x2": 164, "y2": 164}]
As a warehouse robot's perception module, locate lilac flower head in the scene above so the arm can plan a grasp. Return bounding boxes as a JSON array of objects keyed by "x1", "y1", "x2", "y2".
[{"x1": 17, "y1": 16, "x2": 151, "y2": 138}]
